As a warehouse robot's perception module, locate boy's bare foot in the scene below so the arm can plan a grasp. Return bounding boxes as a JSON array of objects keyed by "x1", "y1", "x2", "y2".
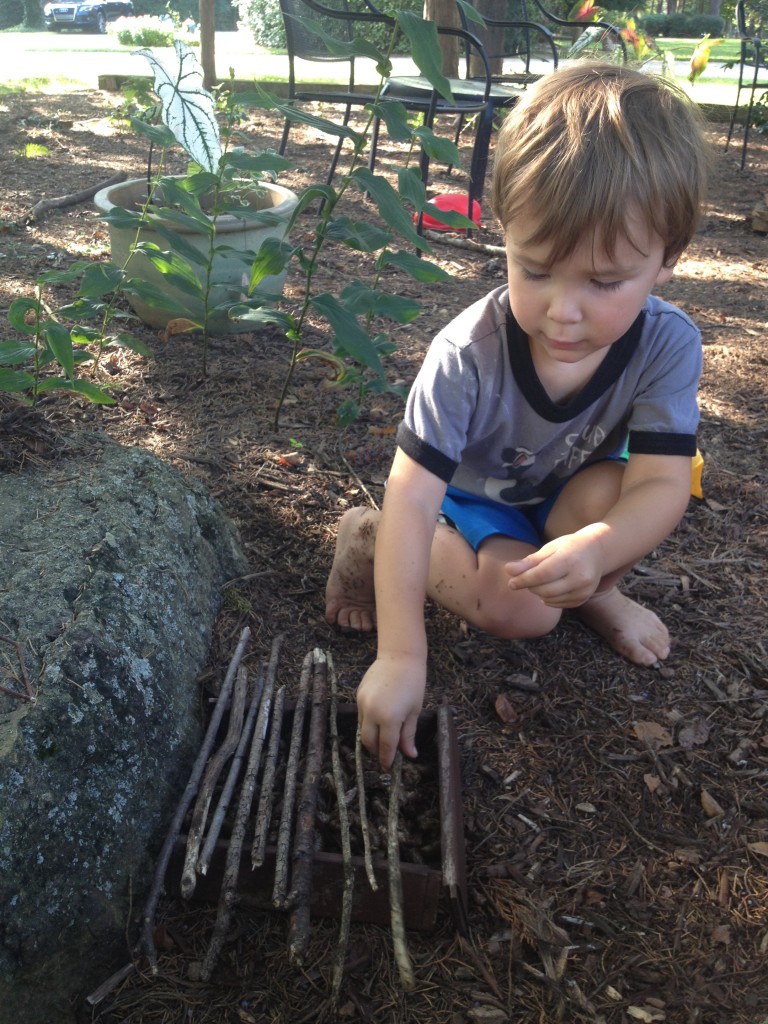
[
  {"x1": 575, "y1": 587, "x2": 670, "y2": 666},
  {"x1": 325, "y1": 507, "x2": 379, "y2": 632}
]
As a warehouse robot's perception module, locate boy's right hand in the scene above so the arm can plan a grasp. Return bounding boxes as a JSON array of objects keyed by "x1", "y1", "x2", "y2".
[{"x1": 356, "y1": 653, "x2": 427, "y2": 770}]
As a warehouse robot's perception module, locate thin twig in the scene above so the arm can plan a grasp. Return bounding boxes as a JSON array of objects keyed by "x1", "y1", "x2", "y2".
[
  {"x1": 201, "y1": 655, "x2": 275, "y2": 981},
  {"x1": 137, "y1": 625, "x2": 251, "y2": 970},
  {"x1": 180, "y1": 665, "x2": 248, "y2": 899},
  {"x1": 288, "y1": 649, "x2": 329, "y2": 965},
  {"x1": 272, "y1": 650, "x2": 313, "y2": 908},
  {"x1": 251, "y1": 683, "x2": 287, "y2": 868},
  {"x1": 197, "y1": 667, "x2": 265, "y2": 877},
  {"x1": 355, "y1": 722, "x2": 379, "y2": 892},
  {"x1": 329, "y1": 653, "x2": 355, "y2": 1006},
  {"x1": 388, "y1": 750, "x2": 415, "y2": 991}
]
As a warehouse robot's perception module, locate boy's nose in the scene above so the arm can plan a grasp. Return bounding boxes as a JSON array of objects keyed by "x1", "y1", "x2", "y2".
[{"x1": 547, "y1": 289, "x2": 581, "y2": 324}]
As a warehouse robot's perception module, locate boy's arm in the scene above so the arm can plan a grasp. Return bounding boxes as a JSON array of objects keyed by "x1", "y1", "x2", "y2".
[
  {"x1": 356, "y1": 447, "x2": 447, "y2": 769},
  {"x1": 508, "y1": 454, "x2": 692, "y2": 607}
]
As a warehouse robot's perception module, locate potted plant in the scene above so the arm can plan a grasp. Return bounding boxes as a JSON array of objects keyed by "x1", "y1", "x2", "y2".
[{"x1": 94, "y1": 41, "x2": 299, "y2": 345}]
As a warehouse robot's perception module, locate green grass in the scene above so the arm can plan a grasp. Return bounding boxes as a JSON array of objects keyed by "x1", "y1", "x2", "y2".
[{"x1": 654, "y1": 36, "x2": 742, "y2": 64}]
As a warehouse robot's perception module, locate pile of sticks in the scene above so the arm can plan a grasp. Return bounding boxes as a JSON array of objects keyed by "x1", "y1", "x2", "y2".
[{"x1": 136, "y1": 627, "x2": 415, "y2": 997}]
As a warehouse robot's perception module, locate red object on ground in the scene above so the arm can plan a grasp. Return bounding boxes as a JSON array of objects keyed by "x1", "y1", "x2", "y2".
[{"x1": 419, "y1": 193, "x2": 482, "y2": 232}]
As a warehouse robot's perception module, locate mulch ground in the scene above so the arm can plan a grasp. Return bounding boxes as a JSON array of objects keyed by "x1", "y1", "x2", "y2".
[{"x1": 1, "y1": 84, "x2": 768, "y2": 1024}]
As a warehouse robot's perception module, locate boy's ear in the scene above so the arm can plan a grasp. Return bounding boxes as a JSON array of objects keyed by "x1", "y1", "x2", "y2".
[{"x1": 655, "y1": 260, "x2": 677, "y2": 286}]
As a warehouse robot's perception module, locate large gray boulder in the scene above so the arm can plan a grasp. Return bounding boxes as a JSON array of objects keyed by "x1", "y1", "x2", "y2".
[{"x1": 0, "y1": 434, "x2": 249, "y2": 1023}]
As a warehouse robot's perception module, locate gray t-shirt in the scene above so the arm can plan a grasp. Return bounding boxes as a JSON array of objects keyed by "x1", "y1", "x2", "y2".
[{"x1": 397, "y1": 285, "x2": 701, "y2": 508}]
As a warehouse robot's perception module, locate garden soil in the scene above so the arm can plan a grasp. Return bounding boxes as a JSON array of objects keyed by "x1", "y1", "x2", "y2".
[{"x1": 1, "y1": 87, "x2": 767, "y2": 1024}]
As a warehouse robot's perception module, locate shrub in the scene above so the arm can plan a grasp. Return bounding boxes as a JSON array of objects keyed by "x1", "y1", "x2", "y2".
[
  {"x1": 132, "y1": 0, "x2": 238, "y2": 30},
  {"x1": 643, "y1": 12, "x2": 725, "y2": 37},
  {"x1": 235, "y1": 0, "x2": 422, "y2": 52},
  {"x1": 112, "y1": 16, "x2": 177, "y2": 46}
]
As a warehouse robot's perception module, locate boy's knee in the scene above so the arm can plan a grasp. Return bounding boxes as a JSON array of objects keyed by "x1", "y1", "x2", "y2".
[{"x1": 474, "y1": 600, "x2": 561, "y2": 641}]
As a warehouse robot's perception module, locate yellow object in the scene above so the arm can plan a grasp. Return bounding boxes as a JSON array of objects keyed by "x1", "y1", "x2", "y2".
[{"x1": 691, "y1": 449, "x2": 704, "y2": 499}]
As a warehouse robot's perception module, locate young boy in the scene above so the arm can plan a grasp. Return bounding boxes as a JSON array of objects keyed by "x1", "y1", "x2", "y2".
[{"x1": 325, "y1": 61, "x2": 711, "y2": 769}]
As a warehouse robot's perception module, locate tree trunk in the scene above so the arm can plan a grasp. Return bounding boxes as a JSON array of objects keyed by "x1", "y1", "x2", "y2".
[
  {"x1": 467, "y1": 0, "x2": 506, "y2": 78},
  {"x1": 22, "y1": 0, "x2": 45, "y2": 29},
  {"x1": 709, "y1": 0, "x2": 722, "y2": 18},
  {"x1": 199, "y1": 0, "x2": 216, "y2": 91},
  {"x1": 423, "y1": 0, "x2": 460, "y2": 77}
]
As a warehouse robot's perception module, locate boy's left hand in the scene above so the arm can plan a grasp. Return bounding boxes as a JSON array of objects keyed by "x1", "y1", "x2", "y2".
[{"x1": 506, "y1": 524, "x2": 608, "y2": 608}]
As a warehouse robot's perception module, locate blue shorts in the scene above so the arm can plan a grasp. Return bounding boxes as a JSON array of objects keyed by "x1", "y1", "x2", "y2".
[{"x1": 440, "y1": 456, "x2": 628, "y2": 552}]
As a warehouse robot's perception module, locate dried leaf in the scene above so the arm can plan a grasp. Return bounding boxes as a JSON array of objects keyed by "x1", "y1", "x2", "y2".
[
  {"x1": 711, "y1": 924, "x2": 731, "y2": 945},
  {"x1": 672, "y1": 848, "x2": 701, "y2": 865},
  {"x1": 160, "y1": 317, "x2": 199, "y2": 341},
  {"x1": 678, "y1": 717, "x2": 711, "y2": 749},
  {"x1": 494, "y1": 693, "x2": 519, "y2": 725},
  {"x1": 633, "y1": 721, "x2": 674, "y2": 749},
  {"x1": 576, "y1": 802, "x2": 597, "y2": 813},
  {"x1": 701, "y1": 789, "x2": 725, "y2": 818},
  {"x1": 644, "y1": 773, "x2": 662, "y2": 793},
  {"x1": 747, "y1": 841, "x2": 768, "y2": 858},
  {"x1": 627, "y1": 1006, "x2": 666, "y2": 1022}
]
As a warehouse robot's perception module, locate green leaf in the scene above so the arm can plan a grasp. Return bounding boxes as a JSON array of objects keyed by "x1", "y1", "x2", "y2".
[
  {"x1": 396, "y1": 11, "x2": 454, "y2": 102},
  {"x1": 381, "y1": 249, "x2": 453, "y2": 282},
  {"x1": 36, "y1": 261, "x2": 94, "y2": 285},
  {"x1": 66, "y1": 379, "x2": 116, "y2": 404},
  {"x1": 248, "y1": 236, "x2": 292, "y2": 291},
  {"x1": 413, "y1": 125, "x2": 462, "y2": 167},
  {"x1": 350, "y1": 168, "x2": 427, "y2": 250},
  {"x1": 68, "y1": 326, "x2": 104, "y2": 346},
  {"x1": 340, "y1": 281, "x2": 421, "y2": 324},
  {"x1": 227, "y1": 305, "x2": 294, "y2": 331},
  {"x1": 134, "y1": 228, "x2": 209, "y2": 269},
  {"x1": 131, "y1": 117, "x2": 176, "y2": 149},
  {"x1": 138, "y1": 249, "x2": 204, "y2": 298},
  {"x1": 222, "y1": 150, "x2": 293, "y2": 176},
  {"x1": 324, "y1": 217, "x2": 392, "y2": 252},
  {"x1": 371, "y1": 98, "x2": 414, "y2": 143},
  {"x1": 396, "y1": 166, "x2": 427, "y2": 211},
  {"x1": 43, "y1": 322, "x2": 75, "y2": 380},
  {"x1": 336, "y1": 397, "x2": 363, "y2": 426},
  {"x1": 153, "y1": 178, "x2": 213, "y2": 228},
  {"x1": 136, "y1": 41, "x2": 222, "y2": 172},
  {"x1": 54, "y1": 298, "x2": 105, "y2": 321},
  {"x1": 272, "y1": 100, "x2": 364, "y2": 144},
  {"x1": 422, "y1": 199, "x2": 477, "y2": 230},
  {"x1": 310, "y1": 293, "x2": 384, "y2": 374},
  {"x1": 121, "y1": 279, "x2": 191, "y2": 316},
  {"x1": 0, "y1": 368, "x2": 35, "y2": 394},
  {"x1": 77, "y1": 262, "x2": 125, "y2": 298},
  {"x1": 455, "y1": 0, "x2": 486, "y2": 26},
  {"x1": 8, "y1": 297, "x2": 41, "y2": 334},
  {"x1": 0, "y1": 340, "x2": 36, "y2": 366}
]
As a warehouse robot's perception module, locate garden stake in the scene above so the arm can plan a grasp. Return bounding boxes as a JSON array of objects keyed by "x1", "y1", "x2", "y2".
[
  {"x1": 137, "y1": 625, "x2": 251, "y2": 970},
  {"x1": 251, "y1": 683, "x2": 287, "y2": 869},
  {"x1": 197, "y1": 665, "x2": 265, "y2": 878},
  {"x1": 272, "y1": 650, "x2": 313, "y2": 908},
  {"x1": 287, "y1": 649, "x2": 329, "y2": 965},
  {"x1": 388, "y1": 750, "x2": 415, "y2": 991},
  {"x1": 180, "y1": 663, "x2": 248, "y2": 899},
  {"x1": 201, "y1": 658, "x2": 273, "y2": 982},
  {"x1": 355, "y1": 722, "x2": 379, "y2": 892},
  {"x1": 329, "y1": 653, "x2": 355, "y2": 1007}
]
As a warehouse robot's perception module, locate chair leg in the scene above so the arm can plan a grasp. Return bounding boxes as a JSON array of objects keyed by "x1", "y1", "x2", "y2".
[
  {"x1": 278, "y1": 116, "x2": 291, "y2": 157},
  {"x1": 465, "y1": 100, "x2": 494, "y2": 237}
]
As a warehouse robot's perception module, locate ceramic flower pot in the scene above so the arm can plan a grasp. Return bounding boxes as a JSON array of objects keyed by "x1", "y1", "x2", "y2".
[{"x1": 94, "y1": 176, "x2": 298, "y2": 333}]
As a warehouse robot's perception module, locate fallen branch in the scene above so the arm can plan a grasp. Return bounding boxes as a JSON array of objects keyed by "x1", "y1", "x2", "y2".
[
  {"x1": 180, "y1": 664, "x2": 248, "y2": 899},
  {"x1": 355, "y1": 722, "x2": 378, "y2": 892},
  {"x1": 272, "y1": 650, "x2": 313, "y2": 908},
  {"x1": 329, "y1": 653, "x2": 355, "y2": 1007},
  {"x1": 196, "y1": 665, "x2": 265, "y2": 878},
  {"x1": 137, "y1": 625, "x2": 251, "y2": 970},
  {"x1": 201, "y1": 655, "x2": 275, "y2": 981},
  {"x1": 424, "y1": 228, "x2": 505, "y2": 255},
  {"x1": 251, "y1": 682, "x2": 287, "y2": 868},
  {"x1": 287, "y1": 649, "x2": 329, "y2": 965},
  {"x1": 19, "y1": 171, "x2": 127, "y2": 225},
  {"x1": 388, "y1": 750, "x2": 415, "y2": 991}
]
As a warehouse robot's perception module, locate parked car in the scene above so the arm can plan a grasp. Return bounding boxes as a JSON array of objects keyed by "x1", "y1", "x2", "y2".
[{"x1": 43, "y1": 0, "x2": 134, "y2": 33}]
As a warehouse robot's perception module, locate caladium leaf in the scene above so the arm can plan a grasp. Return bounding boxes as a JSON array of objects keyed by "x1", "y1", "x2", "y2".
[{"x1": 136, "y1": 41, "x2": 222, "y2": 173}]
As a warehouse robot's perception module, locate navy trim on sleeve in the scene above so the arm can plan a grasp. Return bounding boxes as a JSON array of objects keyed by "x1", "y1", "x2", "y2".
[
  {"x1": 396, "y1": 422, "x2": 458, "y2": 483},
  {"x1": 627, "y1": 432, "x2": 697, "y2": 457}
]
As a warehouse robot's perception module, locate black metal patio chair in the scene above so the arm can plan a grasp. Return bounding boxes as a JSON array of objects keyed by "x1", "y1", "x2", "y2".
[
  {"x1": 277, "y1": 0, "x2": 499, "y2": 228},
  {"x1": 725, "y1": 0, "x2": 768, "y2": 170}
]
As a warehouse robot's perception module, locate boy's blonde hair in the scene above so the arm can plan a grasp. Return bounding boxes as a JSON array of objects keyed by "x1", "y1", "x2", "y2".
[{"x1": 490, "y1": 61, "x2": 710, "y2": 266}]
